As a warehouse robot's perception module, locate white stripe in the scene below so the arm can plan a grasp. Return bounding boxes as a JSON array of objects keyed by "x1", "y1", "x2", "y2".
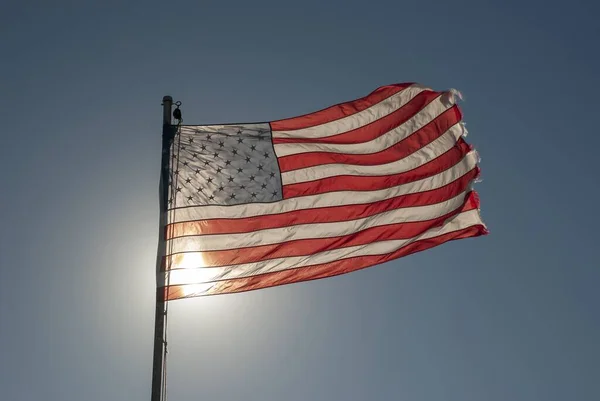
[
  {"x1": 281, "y1": 122, "x2": 465, "y2": 185},
  {"x1": 167, "y1": 192, "x2": 469, "y2": 253},
  {"x1": 273, "y1": 94, "x2": 451, "y2": 157},
  {"x1": 272, "y1": 84, "x2": 430, "y2": 139},
  {"x1": 179, "y1": 123, "x2": 270, "y2": 136},
  {"x1": 171, "y1": 150, "x2": 479, "y2": 223},
  {"x1": 165, "y1": 209, "x2": 483, "y2": 286}
]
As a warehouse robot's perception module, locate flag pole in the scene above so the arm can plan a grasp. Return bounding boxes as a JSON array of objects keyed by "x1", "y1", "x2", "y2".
[{"x1": 151, "y1": 95, "x2": 173, "y2": 401}]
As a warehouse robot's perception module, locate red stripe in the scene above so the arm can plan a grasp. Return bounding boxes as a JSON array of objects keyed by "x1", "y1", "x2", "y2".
[
  {"x1": 166, "y1": 166, "x2": 478, "y2": 239},
  {"x1": 277, "y1": 106, "x2": 461, "y2": 173},
  {"x1": 270, "y1": 83, "x2": 413, "y2": 131},
  {"x1": 272, "y1": 90, "x2": 441, "y2": 145},
  {"x1": 164, "y1": 222, "x2": 487, "y2": 299},
  {"x1": 283, "y1": 139, "x2": 472, "y2": 198},
  {"x1": 165, "y1": 192, "x2": 479, "y2": 269}
]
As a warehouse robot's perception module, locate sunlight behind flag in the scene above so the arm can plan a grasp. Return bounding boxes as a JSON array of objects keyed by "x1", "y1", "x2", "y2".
[{"x1": 168, "y1": 253, "x2": 216, "y2": 296}]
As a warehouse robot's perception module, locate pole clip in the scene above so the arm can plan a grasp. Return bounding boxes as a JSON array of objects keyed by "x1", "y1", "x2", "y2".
[{"x1": 173, "y1": 101, "x2": 183, "y2": 123}]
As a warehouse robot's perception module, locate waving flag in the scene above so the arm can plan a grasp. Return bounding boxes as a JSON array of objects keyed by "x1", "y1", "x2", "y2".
[{"x1": 161, "y1": 83, "x2": 487, "y2": 300}]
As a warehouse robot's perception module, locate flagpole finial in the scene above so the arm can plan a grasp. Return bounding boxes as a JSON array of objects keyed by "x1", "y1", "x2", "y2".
[{"x1": 162, "y1": 96, "x2": 173, "y2": 127}]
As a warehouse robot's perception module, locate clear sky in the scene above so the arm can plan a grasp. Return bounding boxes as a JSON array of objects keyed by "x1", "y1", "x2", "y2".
[{"x1": 1, "y1": 1, "x2": 599, "y2": 400}]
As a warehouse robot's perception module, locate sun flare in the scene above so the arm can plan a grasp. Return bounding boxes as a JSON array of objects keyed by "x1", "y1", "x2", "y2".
[{"x1": 169, "y1": 253, "x2": 217, "y2": 296}]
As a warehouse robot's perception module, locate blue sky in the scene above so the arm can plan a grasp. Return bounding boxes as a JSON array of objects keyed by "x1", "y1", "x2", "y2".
[{"x1": 1, "y1": 1, "x2": 599, "y2": 400}]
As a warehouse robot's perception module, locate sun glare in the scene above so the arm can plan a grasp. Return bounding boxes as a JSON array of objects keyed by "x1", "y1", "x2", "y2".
[{"x1": 169, "y1": 253, "x2": 217, "y2": 296}]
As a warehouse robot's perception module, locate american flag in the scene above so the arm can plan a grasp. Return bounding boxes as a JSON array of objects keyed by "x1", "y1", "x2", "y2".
[{"x1": 161, "y1": 83, "x2": 487, "y2": 300}]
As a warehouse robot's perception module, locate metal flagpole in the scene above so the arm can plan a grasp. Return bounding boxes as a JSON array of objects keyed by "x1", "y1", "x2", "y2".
[{"x1": 151, "y1": 95, "x2": 174, "y2": 401}]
